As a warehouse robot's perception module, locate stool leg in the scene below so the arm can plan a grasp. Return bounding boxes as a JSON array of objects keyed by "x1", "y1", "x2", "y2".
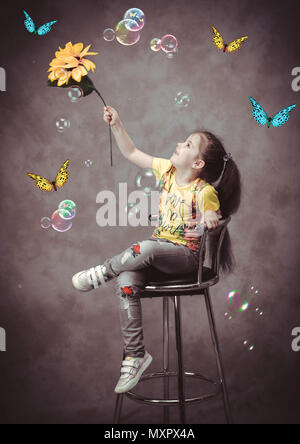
[
  {"x1": 163, "y1": 296, "x2": 170, "y2": 424},
  {"x1": 204, "y1": 288, "x2": 233, "y2": 424},
  {"x1": 113, "y1": 394, "x2": 124, "y2": 424},
  {"x1": 173, "y1": 295, "x2": 186, "y2": 424}
]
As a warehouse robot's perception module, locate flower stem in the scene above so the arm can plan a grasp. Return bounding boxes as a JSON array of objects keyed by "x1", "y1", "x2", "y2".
[
  {"x1": 93, "y1": 87, "x2": 106, "y2": 106},
  {"x1": 93, "y1": 87, "x2": 113, "y2": 167}
]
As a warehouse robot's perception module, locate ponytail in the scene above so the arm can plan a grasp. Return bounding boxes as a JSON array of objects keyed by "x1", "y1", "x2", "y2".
[{"x1": 194, "y1": 131, "x2": 242, "y2": 274}]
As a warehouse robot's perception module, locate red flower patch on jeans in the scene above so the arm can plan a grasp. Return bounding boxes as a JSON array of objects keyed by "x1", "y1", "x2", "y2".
[
  {"x1": 121, "y1": 286, "x2": 133, "y2": 297},
  {"x1": 131, "y1": 243, "x2": 141, "y2": 258},
  {"x1": 185, "y1": 239, "x2": 200, "y2": 252}
]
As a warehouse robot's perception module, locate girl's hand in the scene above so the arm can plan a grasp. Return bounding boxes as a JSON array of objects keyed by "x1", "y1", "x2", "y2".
[
  {"x1": 216, "y1": 209, "x2": 222, "y2": 220},
  {"x1": 204, "y1": 210, "x2": 220, "y2": 231},
  {"x1": 103, "y1": 106, "x2": 121, "y2": 127}
]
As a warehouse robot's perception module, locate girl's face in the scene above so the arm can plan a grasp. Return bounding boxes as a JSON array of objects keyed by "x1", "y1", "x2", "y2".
[{"x1": 170, "y1": 133, "x2": 205, "y2": 170}]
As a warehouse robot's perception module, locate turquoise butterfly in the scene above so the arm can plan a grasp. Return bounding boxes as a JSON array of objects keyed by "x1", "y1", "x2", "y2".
[
  {"x1": 23, "y1": 10, "x2": 57, "y2": 35},
  {"x1": 249, "y1": 97, "x2": 296, "y2": 128}
]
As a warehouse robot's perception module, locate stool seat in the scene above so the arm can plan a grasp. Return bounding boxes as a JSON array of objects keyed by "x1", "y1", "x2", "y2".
[
  {"x1": 146, "y1": 266, "x2": 215, "y2": 287},
  {"x1": 140, "y1": 267, "x2": 219, "y2": 298}
]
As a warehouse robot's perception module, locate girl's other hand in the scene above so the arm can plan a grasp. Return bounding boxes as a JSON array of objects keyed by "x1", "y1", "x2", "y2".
[
  {"x1": 103, "y1": 106, "x2": 121, "y2": 127},
  {"x1": 216, "y1": 209, "x2": 222, "y2": 220},
  {"x1": 204, "y1": 210, "x2": 220, "y2": 231}
]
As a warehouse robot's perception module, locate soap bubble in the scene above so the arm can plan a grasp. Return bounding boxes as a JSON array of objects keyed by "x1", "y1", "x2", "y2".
[
  {"x1": 227, "y1": 289, "x2": 249, "y2": 313},
  {"x1": 103, "y1": 28, "x2": 115, "y2": 41},
  {"x1": 57, "y1": 208, "x2": 72, "y2": 220},
  {"x1": 125, "y1": 202, "x2": 137, "y2": 213},
  {"x1": 249, "y1": 285, "x2": 259, "y2": 297},
  {"x1": 243, "y1": 340, "x2": 255, "y2": 352},
  {"x1": 174, "y1": 92, "x2": 191, "y2": 108},
  {"x1": 135, "y1": 169, "x2": 160, "y2": 196},
  {"x1": 126, "y1": 204, "x2": 140, "y2": 216},
  {"x1": 55, "y1": 68, "x2": 68, "y2": 78},
  {"x1": 51, "y1": 210, "x2": 72, "y2": 232},
  {"x1": 40, "y1": 217, "x2": 51, "y2": 229},
  {"x1": 58, "y1": 200, "x2": 77, "y2": 220},
  {"x1": 255, "y1": 307, "x2": 263, "y2": 317},
  {"x1": 56, "y1": 117, "x2": 70, "y2": 133},
  {"x1": 166, "y1": 50, "x2": 177, "y2": 59},
  {"x1": 67, "y1": 86, "x2": 83, "y2": 103},
  {"x1": 115, "y1": 20, "x2": 141, "y2": 46},
  {"x1": 124, "y1": 8, "x2": 145, "y2": 31},
  {"x1": 85, "y1": 159, "x2": 93, "y2": 167},
  {"x1": 150, "y1": 38, "x2": 162, "y2": 52},
  {"x1": 161, "y1": 34, "x2": 178, "y2": 53},
  {"x1": 125, "y1": 203, "x2": 141, "y2": 225},
  {"x1": 224, "y1": 312, "x2": 233, "y2": 320}
]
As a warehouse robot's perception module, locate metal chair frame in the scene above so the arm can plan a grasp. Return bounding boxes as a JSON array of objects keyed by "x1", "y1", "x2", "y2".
[{"x1": 113, "y1": 218, "x2": 233, "y2": 424}]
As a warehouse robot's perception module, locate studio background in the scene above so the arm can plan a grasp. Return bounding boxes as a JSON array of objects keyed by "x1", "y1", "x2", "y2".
[{"x1": 0, "y1": 0, "x2": 300, "y2": 424}]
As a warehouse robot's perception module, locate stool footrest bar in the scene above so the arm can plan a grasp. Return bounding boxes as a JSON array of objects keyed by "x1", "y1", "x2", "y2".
[{"x1": 124, "y1": 371, "x2": 221, "y2": 407}]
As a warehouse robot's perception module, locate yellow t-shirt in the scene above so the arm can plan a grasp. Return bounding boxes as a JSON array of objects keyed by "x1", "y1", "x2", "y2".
[{"x1": 151, "y1": 157, "x2": 220, "y2": 252}]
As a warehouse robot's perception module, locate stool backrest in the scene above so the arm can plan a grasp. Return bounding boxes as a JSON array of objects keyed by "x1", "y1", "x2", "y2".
[{"x1": 197, "y1": 217, "x2": 231, "y2": 283}]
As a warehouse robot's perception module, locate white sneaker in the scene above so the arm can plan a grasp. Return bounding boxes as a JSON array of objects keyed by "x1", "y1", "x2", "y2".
[
  {"x1": 114, "y1": 351, "x2": 153, "y2": 394},
  {"x1": 72, "y1": 265, "x2": 109, "y2": 291}
]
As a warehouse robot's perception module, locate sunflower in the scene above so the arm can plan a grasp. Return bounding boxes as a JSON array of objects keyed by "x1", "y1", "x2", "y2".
[
  {"x1": 47, "y1": 41, "x2": 114, "y2": 166},
  {"x1": 48, "y1": 42, "x2": 98, "y2": 86}
]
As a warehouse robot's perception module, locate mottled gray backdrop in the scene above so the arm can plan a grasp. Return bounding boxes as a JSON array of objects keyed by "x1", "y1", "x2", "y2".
[{"x1": 0, "y1": 0, "x2": 300, "y2": 424}]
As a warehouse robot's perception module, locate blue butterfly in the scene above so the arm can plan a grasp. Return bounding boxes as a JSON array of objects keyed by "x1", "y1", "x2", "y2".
[
  {"x1": 23, "y1": 10, "x2": 57, "y2": 36},
  {"x1": 249, "y1": 97, "x2": 296, "y2": 128}
]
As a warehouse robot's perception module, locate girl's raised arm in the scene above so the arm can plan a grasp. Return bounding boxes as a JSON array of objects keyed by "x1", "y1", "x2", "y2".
[{"x1": 103, "y1": 106, "x2": 153, "y2": 169}]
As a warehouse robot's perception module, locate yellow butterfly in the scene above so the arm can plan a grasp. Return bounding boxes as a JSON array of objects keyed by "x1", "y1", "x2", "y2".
[
  {"x1": 27, "y1": 159, "x2": 69, "y2": 191},
  {"x1": 211, "y1": 26, "x2": 248, "y2": 53}
]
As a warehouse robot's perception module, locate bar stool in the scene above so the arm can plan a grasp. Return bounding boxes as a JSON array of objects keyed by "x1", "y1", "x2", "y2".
[{"x1": 113, "y1": 218, "x2": 233, "y2": 424}]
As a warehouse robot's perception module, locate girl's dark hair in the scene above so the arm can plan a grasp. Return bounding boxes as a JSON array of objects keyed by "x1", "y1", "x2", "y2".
[{"x1": 193, "y1": 130, "x2": 242, "y2": 274}]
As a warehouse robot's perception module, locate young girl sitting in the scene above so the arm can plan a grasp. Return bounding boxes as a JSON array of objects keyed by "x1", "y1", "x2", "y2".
[{"x1": 72, "y1": 106, "x2": 241, "y2": 394}]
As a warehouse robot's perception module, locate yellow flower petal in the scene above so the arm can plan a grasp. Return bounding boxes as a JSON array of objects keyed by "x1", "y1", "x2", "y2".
[
  {"x1": 84, "y1": 51, "x2": 99, "y2": 56},
  {"x1": 62, "y1": 55, "x2": 77, "y2": 63},
  {"x1": 65, "y1": 42, "x2": 73, "y2": 51},
  {"x1": 48, "y1": 71, "x2": 57, "y2": 81},
  {"x1": 72, "y1": 43, "x2": 84, "y2": 56},
  {"x1": 71, "y1": 67, "x2": 83, "y2": 82},
  {"x1": 57, "y1": 77, "x2": 67, "y2": 86},
  {"x1": 58, "y1": 48, "x2": 71, "y2": 55},
  {"x1": 57, "y1": 42, "x2": 73, "y2": 57},
  {"x1": 55, "y1": 69, "x2": 69, "y2": 86},
  {"x1": 49, "y1": 57, "x2": 60, "y2": 64},
  {"x1": 65, "y1": 72, "x2": 72, "y2": 85},
  {"x1": 81, "y1": 58, "x2": 96, "y2": 72},
  {"x1": 80, "y1": 44, "x2": 91, "y2": 58},
  {"x1": 50, "y1": 58, "x2": 66, "y2": 67},
  {"x1": 63, "y1": 57, "x2": 80, "y2": 68},
  {"x1": 80, "y1": 45, "x2": 99, "y2": 57},
  {"x1": 80, "y1": 64, "x2": 89, "y2": 76},
  {"x1": 55, "y1": 50, "x2": 65, "y2": 58},
  {"x1": 54, "y1": 68, "x2": 68, "y2": 79}
]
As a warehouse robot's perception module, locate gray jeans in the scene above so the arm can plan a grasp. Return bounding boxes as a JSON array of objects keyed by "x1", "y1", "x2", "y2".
[{"x1": 103, "y1": 238, "x2": 199, "y2": 358}]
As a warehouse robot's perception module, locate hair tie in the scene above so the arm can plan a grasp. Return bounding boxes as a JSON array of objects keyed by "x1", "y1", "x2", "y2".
[
  {"x1": 223, "y1": 152, "x2": 232, "y2": 162},
  {"x1": 211, "y1": 152, "x2": 233, "y2": 189}
]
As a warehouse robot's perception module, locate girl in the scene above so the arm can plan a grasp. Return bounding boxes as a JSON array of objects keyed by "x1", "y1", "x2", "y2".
[{"x1": 72, "y1": 106, "x2": 242, "y2": 394}]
